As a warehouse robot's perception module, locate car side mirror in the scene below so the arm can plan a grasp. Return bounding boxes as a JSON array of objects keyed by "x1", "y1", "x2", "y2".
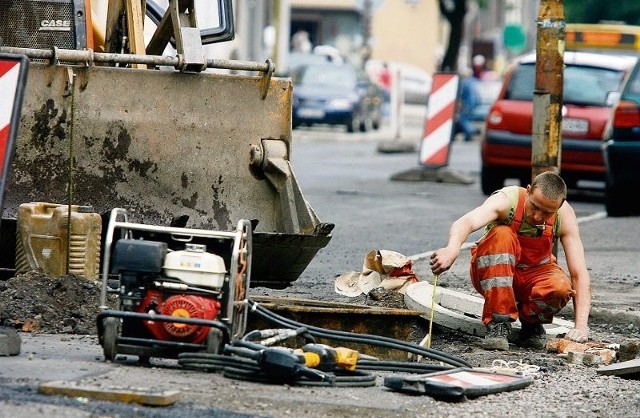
[{"x1": 606, "y1": 91, "x2": 621, "y2": 107}]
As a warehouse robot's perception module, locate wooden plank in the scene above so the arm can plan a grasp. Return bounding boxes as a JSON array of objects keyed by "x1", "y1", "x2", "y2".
[
  {"x1": 597, "y1": 358, "x2": 640, "y2": 378},
  {"x1": 125, "y1": 0, "x2": 147, "y2": 68},
  {"x1": 38, "y1": 381, "x2": 181, "y2": 406},
  {"x1": 104, "y1": 0, "x2": 124, "y2": 53}
]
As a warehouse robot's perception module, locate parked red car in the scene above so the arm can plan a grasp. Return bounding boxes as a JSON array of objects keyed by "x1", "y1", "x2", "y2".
[{"x1": 480, "y1": 51, "x2": 637, "y2": 195}]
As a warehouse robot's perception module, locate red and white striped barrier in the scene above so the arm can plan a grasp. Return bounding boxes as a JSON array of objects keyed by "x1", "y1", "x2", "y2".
[
  {"x1": 419, "y1": 73, "x2": 460, "y2": 168},
  {"x1": 0, "y1": 53, "x2": 29, "y2": 210}
]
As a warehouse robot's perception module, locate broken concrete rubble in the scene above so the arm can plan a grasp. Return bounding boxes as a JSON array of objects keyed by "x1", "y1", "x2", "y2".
[{"x1": 546, "y1": 338, "x2": 617, "y2": 365}]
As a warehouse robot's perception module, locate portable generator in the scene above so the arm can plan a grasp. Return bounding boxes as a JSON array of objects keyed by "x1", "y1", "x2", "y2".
[{"x1": 97, "y1": 208, "x2": 252, "y2": 362}]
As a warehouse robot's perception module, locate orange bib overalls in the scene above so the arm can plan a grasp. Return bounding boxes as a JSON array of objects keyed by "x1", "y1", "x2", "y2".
[{"x1": 470, "y1": 188, "x2": 574, "y2": 326}]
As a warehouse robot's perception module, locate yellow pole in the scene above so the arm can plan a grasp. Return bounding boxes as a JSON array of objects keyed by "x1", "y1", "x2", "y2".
[
  {"x1": 426, "y1": 274, "x2": 439, "y2": 348},
  {"x1": 531, "y1": 0, "x2": 565, "y2": 181}
]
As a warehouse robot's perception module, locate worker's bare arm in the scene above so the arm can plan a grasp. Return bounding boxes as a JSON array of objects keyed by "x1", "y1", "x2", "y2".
[
  {"x1": 430, "y1": 192, "x2": 509, "y2": 275},
  {"x1": 558, "y1": 202, "x2": 591, "y2": 342}
]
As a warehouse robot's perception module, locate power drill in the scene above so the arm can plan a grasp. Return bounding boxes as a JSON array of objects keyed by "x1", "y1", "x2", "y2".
[{"x1": 295, "y1": 343, "x2": 359, "y2": 372}]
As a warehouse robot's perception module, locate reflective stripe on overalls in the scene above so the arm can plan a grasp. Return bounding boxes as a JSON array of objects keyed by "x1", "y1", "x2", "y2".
[{"x1": 470, "y1": 188, "x2": 573, "y2": 326}]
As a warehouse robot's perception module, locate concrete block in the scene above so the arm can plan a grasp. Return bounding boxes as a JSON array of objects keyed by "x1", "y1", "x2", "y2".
[
  {"x1": 566, "y1": 349, "x2": 617, "y2": 366},
  {"x1": 567, "y1": 351, "x2": 602, "y2": 366},
  {"x1": 0, "y1": 327, "x2": 21, "y2": 356}
]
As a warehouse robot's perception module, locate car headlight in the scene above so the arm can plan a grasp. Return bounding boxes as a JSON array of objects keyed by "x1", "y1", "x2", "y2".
[{"x1": 488, "y1": 110, "x2": 503, "y2": 126}]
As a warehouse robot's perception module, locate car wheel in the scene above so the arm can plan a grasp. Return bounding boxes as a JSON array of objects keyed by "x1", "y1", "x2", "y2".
[
  {"x1": 481, "y1": 166, "x2": 505, "y2": 196},
  {"x1": 372, "y1": 114, "x2": 381, "y2": 130},
  {"x1": 562, "y1": 175, "x2": 579, "y2": 190},
  {"x1": 347, "y1": 116, "x2": 359, "y2": 133},
  {"x1": 605, "y1": 182, "x2": 628, "y2": 217},
  {"x1": 101, "y1": 317, "x2": 120, "y2": 362},
  {"x1": 518, "y1": 175, "x2": 532, "y2": 187},
  {"x1": 359, "y1": 116, "x2": 372, "y2": 132}
]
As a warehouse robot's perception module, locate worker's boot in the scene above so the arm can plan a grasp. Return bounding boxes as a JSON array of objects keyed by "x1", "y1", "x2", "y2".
[
  {"x1": 516, "y1": 321, "x2": 546, "y2": 350},
  {"x1": 483, "y1": 321, "x2": 511, "y2": 351}
]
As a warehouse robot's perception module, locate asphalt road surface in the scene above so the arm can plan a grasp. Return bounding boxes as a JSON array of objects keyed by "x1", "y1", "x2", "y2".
[{"x1": 2, "y1": 109, "x2": 640, "y2": 417}]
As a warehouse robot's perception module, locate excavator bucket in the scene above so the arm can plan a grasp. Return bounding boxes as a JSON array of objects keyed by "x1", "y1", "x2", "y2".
[{"x1": 0, "y1": 56, "x2": 333, "y2": 289}]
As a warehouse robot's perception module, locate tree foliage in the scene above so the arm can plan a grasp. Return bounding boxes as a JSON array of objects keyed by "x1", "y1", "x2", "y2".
[{"x1": 564, "y1": 0, "x2": 640, "y2": 25}]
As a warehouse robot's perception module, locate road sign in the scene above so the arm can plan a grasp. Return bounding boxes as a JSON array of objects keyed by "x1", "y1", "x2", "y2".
[
  {"x1": 418, "y1": 73, "x2": 459, "y2": 169},
  {"x1": 503, "y1": 23, "x2": 527, "y2": 53},
  {"x1": 0, "y1": 53, "x2": 29, "y2": 223}
]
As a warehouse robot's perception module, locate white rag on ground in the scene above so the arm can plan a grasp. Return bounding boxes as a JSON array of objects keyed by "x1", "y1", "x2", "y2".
[{"x1": 334, "y1": 249, "x2": 420, "y2": 297}]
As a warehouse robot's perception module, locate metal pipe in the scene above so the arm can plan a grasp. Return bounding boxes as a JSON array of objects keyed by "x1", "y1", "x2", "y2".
[{"x1": 0, "y1": 46, "x2": 273, "y2": 74}]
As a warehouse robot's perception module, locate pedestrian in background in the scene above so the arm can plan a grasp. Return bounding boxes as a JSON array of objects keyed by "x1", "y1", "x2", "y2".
[
  {"x1": 456, "y1": 63, "x2": 481, "y2": 142},
  {"x1": 378, "y1": 62, "x2": 393, "y2": 118},
  {"x1": 429, "y1": 172, "x2": 592, "y2": 351}
]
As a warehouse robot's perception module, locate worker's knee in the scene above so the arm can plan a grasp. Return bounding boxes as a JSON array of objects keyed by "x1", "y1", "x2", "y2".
[{"x1": 530, "y1": 278, "x2": 573, "y2": 315}]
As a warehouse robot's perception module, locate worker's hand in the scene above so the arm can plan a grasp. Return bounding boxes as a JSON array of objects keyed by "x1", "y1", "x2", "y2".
[
  {"x1": 429, "y1": 247, "x2": 458, "y2": 275},
  {"x1": 565, "y1": 327, "x2": 588, "y2": 343}
]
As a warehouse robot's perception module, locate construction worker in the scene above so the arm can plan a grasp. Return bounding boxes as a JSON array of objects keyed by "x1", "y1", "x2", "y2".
[{"x1": 429, "y1": 172, "x2": 591, "y2": 350}]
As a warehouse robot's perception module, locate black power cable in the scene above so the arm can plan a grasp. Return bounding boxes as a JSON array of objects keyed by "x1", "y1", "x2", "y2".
[
  {"x1": 178, "y1": 350, "x2": 377, "y2": 387},
  {"x1": 177, "y1": 300, "x2": 473, "y2": 388},
  {"x1": 246, "y1": 299, "x2": 472, "y2": 368}
]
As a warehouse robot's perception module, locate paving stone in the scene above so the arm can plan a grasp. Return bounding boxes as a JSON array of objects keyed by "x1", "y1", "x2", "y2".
[{"x1": 0, "y1": 327, "x2": 21, "y2": 356}]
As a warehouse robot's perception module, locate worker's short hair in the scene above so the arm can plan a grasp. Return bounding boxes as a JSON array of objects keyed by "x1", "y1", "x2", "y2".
[{"x1": 531, "y1": 172, "x2": 567, "y2": 201}]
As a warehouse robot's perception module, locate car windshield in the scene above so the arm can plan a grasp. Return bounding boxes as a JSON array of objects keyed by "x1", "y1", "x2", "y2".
[
  {"x1": 294, "y1": 65, "x2": 357, "y2": 89},
  {"x1": 288, "y1": 52, "x2": 330, "y2": 73},
  {"x1": 622, "y1": 65, "x2": 640, "y2": 104},
  {"x1": 505, "y1": 63, "x2": 626, "y2": 106}
]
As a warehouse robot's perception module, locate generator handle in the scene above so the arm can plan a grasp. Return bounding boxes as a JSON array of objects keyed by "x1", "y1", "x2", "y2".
[{"x1": 99, "y1": 208, "x2": 129, "y2": 309}]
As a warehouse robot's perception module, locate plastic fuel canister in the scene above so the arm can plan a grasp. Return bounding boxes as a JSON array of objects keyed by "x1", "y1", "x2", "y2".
[{"x1": 163, "y1": 244, "x2": 227, "y2": 288}]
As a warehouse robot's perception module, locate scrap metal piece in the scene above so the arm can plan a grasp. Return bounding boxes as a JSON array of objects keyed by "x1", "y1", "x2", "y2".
[
  {"x1": 38, "y1": 381, "x2": 181, "y2": 406},
  {"x1": 597, "y1": 358, "x2": 640, "y2": 379}
]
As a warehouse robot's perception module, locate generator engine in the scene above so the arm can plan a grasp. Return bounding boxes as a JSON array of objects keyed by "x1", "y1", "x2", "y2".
[
  {"x1": 138, "y1": 290, "x2": 220, "y2": 344},
  {"x1": 110, "y1": 239, "x2": 226, "y2": 345}
]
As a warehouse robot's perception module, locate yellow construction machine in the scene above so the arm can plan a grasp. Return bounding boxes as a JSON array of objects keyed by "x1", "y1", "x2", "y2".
[{"x1": 0, "y1": 0, "x2": 333, "y2": 289}]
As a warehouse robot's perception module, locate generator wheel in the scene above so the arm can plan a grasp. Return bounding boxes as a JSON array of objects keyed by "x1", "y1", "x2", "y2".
[
  {"x1": 102, "y1": 317, "x2": 120, "y2": 362},
  {"x1": 205, "y1": 328, "x2": 224, "y2": 354}
]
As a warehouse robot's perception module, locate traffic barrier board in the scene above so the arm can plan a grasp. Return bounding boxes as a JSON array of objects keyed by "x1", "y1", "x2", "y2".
[
  {"x1": 418, "y1": 73, "x2": 459, "y2": 169},
  {"x1": 0, "y1": 53, "x2": 29, "y2": 217}
]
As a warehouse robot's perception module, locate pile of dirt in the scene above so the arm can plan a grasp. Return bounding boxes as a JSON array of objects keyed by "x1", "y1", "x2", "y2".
[
  {"x1": 0, "y1": 270, "x2": 408, "y2": 336},
  {"x1": 0, "y1": 271, "x2": 107, "y2": 335}
]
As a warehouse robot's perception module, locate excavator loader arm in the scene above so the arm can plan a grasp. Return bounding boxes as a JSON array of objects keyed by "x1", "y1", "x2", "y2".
[{"x1": 0, "y1": 0, "x2": 333, "y2": 288}]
